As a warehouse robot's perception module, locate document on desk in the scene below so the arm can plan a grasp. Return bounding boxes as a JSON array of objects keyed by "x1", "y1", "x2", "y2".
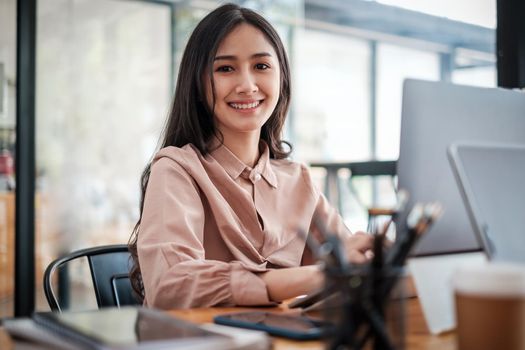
[
  {"x1": 408, "y1": 252, "x2": 486, "y2": 334},
  {"x1": 3, "y1": 306, "x2": 270, "y2": 350}
]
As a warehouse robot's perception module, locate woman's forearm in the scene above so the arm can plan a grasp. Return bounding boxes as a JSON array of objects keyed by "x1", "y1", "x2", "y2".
[{"x1": 260, "y1": 265, "x2": 323, "y2": 302}]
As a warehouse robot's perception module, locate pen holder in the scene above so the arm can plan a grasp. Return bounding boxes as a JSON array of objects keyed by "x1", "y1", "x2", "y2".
[
  {"x1": 311, "y1": 200, "x2": 441, "y2": 349},
  {"x1": 320, "y1": 264, "x2": 407, "y2": 350}
]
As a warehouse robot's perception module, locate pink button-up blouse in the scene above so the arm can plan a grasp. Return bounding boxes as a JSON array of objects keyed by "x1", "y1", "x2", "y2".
[{"x1": 137, "y1": 141, "x2": 352, "y2": 309}]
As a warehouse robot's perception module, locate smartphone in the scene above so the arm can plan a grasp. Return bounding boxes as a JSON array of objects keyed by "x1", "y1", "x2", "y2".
[{"x1": 213, "y1": 311, "x2": 331, "y2": 340}]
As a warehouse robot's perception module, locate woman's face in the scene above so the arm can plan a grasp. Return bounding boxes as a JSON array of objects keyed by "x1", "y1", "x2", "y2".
[{"x1": 206, "y1": 23, "x2": 280, "y2": 141}]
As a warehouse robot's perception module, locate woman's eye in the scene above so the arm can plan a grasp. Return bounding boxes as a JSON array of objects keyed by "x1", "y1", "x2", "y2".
[
  {"x1": 255, "y1": 63, "x2": 270, "y2": 70},
  {"x1": 216, "y1": 66, "x2": 233, "y2": 73}
]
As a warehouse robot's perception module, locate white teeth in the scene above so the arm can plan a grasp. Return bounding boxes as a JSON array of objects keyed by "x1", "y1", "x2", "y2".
[{"x1": 230, "y1": 101, "x2": 260, "y2": 109}]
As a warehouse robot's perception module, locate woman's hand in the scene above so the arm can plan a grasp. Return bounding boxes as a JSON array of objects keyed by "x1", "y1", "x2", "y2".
[
  {"x1": 344, "y1": 231, "x2": 374, "y2": 264},
  {"x1": 260, "y1": 265, "x2": 323, "y2": 302},
  {"x1": 259, "y1": 232, "x2": 376, "y2": 302}
]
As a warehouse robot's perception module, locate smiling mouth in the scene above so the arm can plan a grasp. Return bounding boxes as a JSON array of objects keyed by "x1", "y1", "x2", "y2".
[{"x1": 228, "y1": 100, "x2": 263, "y2": 110}]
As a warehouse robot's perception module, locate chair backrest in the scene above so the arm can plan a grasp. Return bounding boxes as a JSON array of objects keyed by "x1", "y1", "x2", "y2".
[{"x1": 43, "y1": 244, "x2": 141, "y2": 312}]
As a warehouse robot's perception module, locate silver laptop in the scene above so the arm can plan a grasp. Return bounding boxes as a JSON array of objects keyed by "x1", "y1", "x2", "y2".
[
  {"x1": 398, "y1": 79, "x2": 525, "y2": 256},
  {"x1": 448, "y1": 142, "x2": 525, "y2": 263}
]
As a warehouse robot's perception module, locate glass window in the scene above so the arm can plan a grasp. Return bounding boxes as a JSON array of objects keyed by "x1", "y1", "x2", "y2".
[
  {"x1": 36, "y1": 0, "x2": 172, "y2": 311},
  {"x1": 0, "y1": 0, "x2": 17, "y2": 318},
  {"x1": 453, "y1": 66, "x2": 496, "y2": 87},
  {"x1": 293, "y1": 29, "x2": 370, "y2": 162},
  {"x1": 295, "y1": 1, "x2": 495, "y2": 231},
  {"x1": 376, "y1": 43, "x2": 440, "y2": 160},
  {"x1": 452, "y1": 49, "x2": 496, "y2": 87},
  {"x1": 376, "y1": 0, "x2": 496, "y2": 28}
]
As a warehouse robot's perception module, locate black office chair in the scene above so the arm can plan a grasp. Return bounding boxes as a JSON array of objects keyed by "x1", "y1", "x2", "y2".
[{"x1": 43, "y1": 244, "x2": 141, "y2": 312}]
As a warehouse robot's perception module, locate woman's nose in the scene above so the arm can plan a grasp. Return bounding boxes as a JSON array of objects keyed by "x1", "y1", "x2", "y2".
[{"x1": 235, "y1": 71, "x2": 258, "y2": 94}]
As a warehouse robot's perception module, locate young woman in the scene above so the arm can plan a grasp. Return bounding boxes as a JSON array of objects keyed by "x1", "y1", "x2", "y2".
[{"x1": 128, "y1": 3, "x2": 373, "y2": 309}]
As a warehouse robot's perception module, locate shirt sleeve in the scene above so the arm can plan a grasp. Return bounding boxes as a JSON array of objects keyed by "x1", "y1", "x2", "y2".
[
  {"x1": 311, "y1": 192, "x2": 353, "y2": 239},
  {"x1": 137, "y1": 156, "x2": 273, "y2": 309},
  {"x1": 301, "y1": 165, "x2": 353, "y2": 265}
]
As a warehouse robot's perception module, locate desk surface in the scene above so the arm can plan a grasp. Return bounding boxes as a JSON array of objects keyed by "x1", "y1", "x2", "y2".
[
  {"x1": 169, "y1": 298, "x2": 455, "y2": 350},
  {"x1": 0, "y1": 298, "x2": 455, "y2": 350}
]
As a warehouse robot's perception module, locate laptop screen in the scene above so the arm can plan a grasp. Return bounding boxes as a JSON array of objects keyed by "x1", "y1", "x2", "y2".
[{"x1": 448, "y1": 143, "x2": 525, "y2": 263}]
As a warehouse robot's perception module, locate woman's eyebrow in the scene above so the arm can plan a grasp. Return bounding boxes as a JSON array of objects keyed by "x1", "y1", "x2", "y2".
[{"x1": 214, "y1": 52, "x2": 273, "y2": 61}]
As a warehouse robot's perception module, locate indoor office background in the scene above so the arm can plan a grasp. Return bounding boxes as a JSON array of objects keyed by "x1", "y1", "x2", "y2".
[{"x1": 0, "y1": 0, "x2": 496, "y2": 317}]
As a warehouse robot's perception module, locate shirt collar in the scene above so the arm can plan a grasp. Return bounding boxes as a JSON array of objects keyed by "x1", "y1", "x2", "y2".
[{"x1": 209, "y1": 138, "x2": 278, "y2": 188}]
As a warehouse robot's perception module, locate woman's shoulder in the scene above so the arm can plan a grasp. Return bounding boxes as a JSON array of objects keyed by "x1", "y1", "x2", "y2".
[
  {"x1": 271, "y1": 158, "x2": 318, "y2": 192},
  {"x1": 154, "y1": 144, "x2": 199, "y2": 162},
  {"x1": 151, "y1": 144, "x2": 201, "y2": 174},
  {"x1": 270, "y1": 158, "x2": 309, "y2": 173}
]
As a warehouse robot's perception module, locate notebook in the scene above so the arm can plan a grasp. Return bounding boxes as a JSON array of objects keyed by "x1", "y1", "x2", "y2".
[{"x1": 448, "y1": 142, "x2": 525, "y2": 264}]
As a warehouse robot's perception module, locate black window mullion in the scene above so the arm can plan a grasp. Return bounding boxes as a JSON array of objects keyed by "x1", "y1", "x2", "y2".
[{"x1": 15, "y1": 0, "x2": 37, "y2": 317}]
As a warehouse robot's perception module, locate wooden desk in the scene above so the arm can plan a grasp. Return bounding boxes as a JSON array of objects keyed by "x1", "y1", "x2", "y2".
[
  {"x1": 169, "y1": 298, "x2": 455, "y2": 350},
  {"x1": 0, "y1": 298, "x2": 455, "y2": 349}
]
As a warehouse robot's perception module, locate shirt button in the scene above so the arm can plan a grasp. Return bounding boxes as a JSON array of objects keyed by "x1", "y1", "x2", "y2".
[{"x1": 253, "y1": 173, "x2": 262, "y2": 182}]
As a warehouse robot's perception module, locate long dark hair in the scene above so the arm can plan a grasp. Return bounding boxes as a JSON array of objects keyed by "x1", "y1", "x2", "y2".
[{"x1": 128, "y1": 3, "x2": 292, "y2": 301}]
